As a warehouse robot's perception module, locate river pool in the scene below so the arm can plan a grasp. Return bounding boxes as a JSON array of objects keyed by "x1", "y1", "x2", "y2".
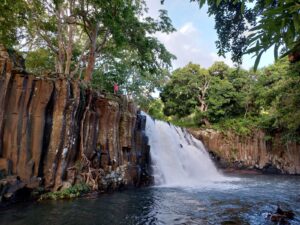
[{"x1": 0, "y1": 174, "x2": 299, "y2": 225}]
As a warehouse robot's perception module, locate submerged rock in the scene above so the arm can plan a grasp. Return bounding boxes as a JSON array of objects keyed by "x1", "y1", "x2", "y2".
[{"x1": 265, "y1": 206, "x2": 295, "y2": 225}]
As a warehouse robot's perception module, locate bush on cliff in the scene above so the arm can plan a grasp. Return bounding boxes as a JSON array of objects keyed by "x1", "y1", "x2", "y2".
[{"x1": 39, "y1": 183, "x2": 90, "y2": 201}]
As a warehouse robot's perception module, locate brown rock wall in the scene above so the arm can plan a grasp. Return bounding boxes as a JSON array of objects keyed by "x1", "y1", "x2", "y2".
[
  {"x1": 0, "y1": 46, "x2": 151, "y2": 193},
  {"x1": 190, "y1": 129, "x2": 300, "y2": 174}
]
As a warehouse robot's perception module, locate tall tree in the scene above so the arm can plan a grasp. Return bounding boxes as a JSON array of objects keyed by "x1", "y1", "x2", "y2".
[
  {"x1": 252, "y1": 58, "x2": 300, "y2": 136},
  {"x1": 0, "y1": 0, "x2": 28, "y2": 47},
  {"x1": 160, "y1": 63, "x2": 210, "y2": 120},
  {"x1": 160, "y1": 62, "x2": 251, "y2": 124},
  {"x1": 1, "y1": 0, "x2": 175, "y2": 81}
]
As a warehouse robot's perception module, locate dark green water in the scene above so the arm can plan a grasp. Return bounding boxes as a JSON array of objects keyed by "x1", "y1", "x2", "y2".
[{"x1": 0, "y1": 175, "x2": 299, "y2": 225}]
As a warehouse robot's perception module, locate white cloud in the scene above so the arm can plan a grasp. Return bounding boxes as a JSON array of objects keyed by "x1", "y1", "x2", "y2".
[
  {"x1": 145, "y1": 0, "x2": 234, "y2": 69},
  {"x1": 179, "y1": 22, "x2": 196, "y2": 34},
  {"x1": 210, "y1": 53, "x2": 234, "y2": 68},
  {"x1": 144, "y1": 0, "x2": 166, "y2": 18},
  {"x1": 155, "y1": 22, "x2": 233, "y2": 69}
]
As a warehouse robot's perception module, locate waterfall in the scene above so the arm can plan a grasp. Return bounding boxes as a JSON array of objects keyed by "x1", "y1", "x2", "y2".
[{"x1": 143, "y1": 113, "x2": 225, "y2": 187}]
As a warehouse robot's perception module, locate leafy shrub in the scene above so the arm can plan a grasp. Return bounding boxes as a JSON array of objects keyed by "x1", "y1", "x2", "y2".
[
  {"x1": 212, "y1": 117, "x2": 259, "y2": 136},
  {"x1": 39, "y1": 183, "x2": 90, "y2": 201}
]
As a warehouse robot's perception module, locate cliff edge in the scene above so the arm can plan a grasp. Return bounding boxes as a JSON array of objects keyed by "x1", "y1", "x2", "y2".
[
  {"x1": 190, "y1": 128, "x2": 300, "y2": 174},
  {"x1": 0, "y1": 45, "x2": 151, "y2": 203}
]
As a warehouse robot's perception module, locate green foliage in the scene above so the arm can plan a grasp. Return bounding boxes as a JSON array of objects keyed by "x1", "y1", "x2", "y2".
[
  {"x1": 206, "y1": 0, "x2": 255, "y2": 64},
  {"x1": 168, "y1": 113, "x2": 200, "y2": 128},
  {"x1": 160, "y1": 62, "x2": 252, "y2": 124},
  {"x1": 160, "y1": 63, "x2": 208, "y2": 118},
  {"x1": 212, "y1": 117, "x2": 258, "y2": 136},
  {"x1": 1, "y1": 0, "x2": 175, "y2": 87},
  {"x1": 159, "y1": 58, "x2": 300, "y2": 142},
  {"x1": 91, "y1": 48, "x2": 172, "y2": 103},
  {"x1": 0, "y1": 0, "x2": 28, "y2": 47},
  {"x1": 25, "y1": 48, "x2": 55, "y2": 75},
  {"x1": 39, "y1": 183, "x2": 90, "y2": 201},
  {"x1": 246, "y1": 0, "x2": 300, "y2": 67},
  {"x1": 147, "y1": 98, "x2": 167, "y2": 120},
  {"x1": 252, "y1": 58, "x2": 300, "y2": 140},
  {"x1": 177, "y1": 0, "x2": 300, "y2": 68},
  {"x1": 206, "y1": 77, "x2": 238, "y2": 122}
]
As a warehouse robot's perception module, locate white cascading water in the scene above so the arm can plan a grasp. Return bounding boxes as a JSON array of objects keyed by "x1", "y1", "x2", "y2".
[{"x1": 144, "y1": 113, "x2": 226, "y2": 187}]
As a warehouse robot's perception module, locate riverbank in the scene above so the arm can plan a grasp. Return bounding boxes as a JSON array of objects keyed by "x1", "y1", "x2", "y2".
[
  {"x1": 1, "y1": 174, "x2": 299, "y2": 225},
  {"x1": 189, "y1": 128, "x2": 300, "y2": 175}
]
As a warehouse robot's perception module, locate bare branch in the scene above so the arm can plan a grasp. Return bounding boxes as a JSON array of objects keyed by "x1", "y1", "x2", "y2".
[
  {"x1": 70, "y1": 40, "x2": 90, "y2": 78},
  {"x1": 96, "y1": 30, "x2": 110, "y2": 53},
  {"x1": 36, "y1": 30, "x2": 58, "y2": 54}
]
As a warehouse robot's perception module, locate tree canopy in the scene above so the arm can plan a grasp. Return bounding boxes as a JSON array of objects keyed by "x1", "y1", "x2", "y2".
[
  {"x1": 160, "y1": 62, "x2": 252, "y2": 125},
  {"x1": 0, "y1": 0, "x2": 175, "y2": 82},
  {"x1": 1, "y1": 0, "x2": 299, "y2": 141},
  {"x1": 161, "y1": 0, "x2": 300, "y2": 69},
  {"x1": 156, "y1": 58, "x2": 300, "y2": 141}
]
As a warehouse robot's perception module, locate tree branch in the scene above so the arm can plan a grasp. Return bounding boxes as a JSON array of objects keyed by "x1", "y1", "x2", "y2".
[
  {"x1": 70, "y1": 40, "x2": 89, "y2": 78},
  {"x1": 96, "y1": 30, "x2": 110, "y2": 53}
]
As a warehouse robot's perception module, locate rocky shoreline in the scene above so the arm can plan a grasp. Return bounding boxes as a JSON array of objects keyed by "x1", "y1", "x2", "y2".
[{"x1": 189, "y1": 128, "x2": 300, "y2": 175}]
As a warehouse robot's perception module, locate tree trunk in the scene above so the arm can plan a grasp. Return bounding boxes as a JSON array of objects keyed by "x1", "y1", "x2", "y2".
[
  {"x1": 203, "y1": 118, "x2": 211, "y2": 126},
  {"x1": 84, "y1": 27, "x2": 98, "y2": 82},
  {"x1": 65, "y1": 1, "x2": 75, "y2": 76},
  {"x1": 64, "y1": 25, "x2": 73, "y2": 75},
  {"x1": 198, "y1": 95, "x2": 210, "y2": 126},
  {"x1": 288, "y1": 50, "x2": 300, "y2": 63},
  {"x1": 198, "y1": 96, "x2": 208, "y2": 112},
  {"x1": 56, "y1": 4, "x2": 65, "y2": 75}
]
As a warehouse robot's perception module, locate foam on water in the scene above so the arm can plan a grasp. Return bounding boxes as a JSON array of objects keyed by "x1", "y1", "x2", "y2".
[{"x1": 143, "y1": 113, "x2": 233, "y2": 188}]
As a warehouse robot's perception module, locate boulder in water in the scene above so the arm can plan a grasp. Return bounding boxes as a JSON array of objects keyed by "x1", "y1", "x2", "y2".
[
  {"x1": 0, "y1": 176, "x2": 32, "y2": 204},
  {"x1": 266, "y1": 206, "x2": 295, "y2": 225}
]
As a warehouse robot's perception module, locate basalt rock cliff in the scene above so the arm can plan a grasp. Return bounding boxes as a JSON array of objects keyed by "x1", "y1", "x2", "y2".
[
  {"x1": 190, "y1": 129, "x2": 300, "y2": 174},
  {"x1": 0, "y1": 45, "x2": 151, "y2": 203}
]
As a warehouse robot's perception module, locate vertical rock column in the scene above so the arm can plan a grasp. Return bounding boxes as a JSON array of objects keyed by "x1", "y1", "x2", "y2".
[
  {"x1": 0, "y1": 45, "x2": 13, "y2": 161},
  {"x1": 0, "y1": 46, "x2": 153, "y2": 192}
]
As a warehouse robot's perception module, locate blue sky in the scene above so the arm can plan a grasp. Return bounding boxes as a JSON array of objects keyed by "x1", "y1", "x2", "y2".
[{"x1": 146, "y1": 0, "x2": 274, "y2": 70}]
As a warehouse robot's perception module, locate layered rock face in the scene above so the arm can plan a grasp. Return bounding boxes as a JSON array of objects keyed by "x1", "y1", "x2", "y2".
[
  {"x1": 190, "y1": 129, "x2": 300, "y2": 174},
  {"x1": 0, "y1": 45, "x2": 151, "y2": 195}
]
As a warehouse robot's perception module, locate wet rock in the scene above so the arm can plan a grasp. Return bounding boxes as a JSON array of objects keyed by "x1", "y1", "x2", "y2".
[
  {"x1": 26, "y1": 177, "x2": 42, "y2": 189},
  {"x1": 0, "y1": 176, "x2": 32, "y2": 203},
  {"x1": 262, "y1": 163, "x2": 282, "y2": 174},
  {"x1": 265, "y1": 206, "x2": 295, "y2": 225},
  {"x1": 0, "y1": 158, "x2": 12, "y2": 176},
  {"x1": 60, "y1": 181, "x2": 72, "y2": 191},
  {"x1": 276, "y1": 206, "x2": 295, "y2": 220},
  {"x1": 267, "y1": 214, "x2": 291, "y2": 225},
  {"x1": 221, "y1": 219, "x2": 248, "y2": 225}
]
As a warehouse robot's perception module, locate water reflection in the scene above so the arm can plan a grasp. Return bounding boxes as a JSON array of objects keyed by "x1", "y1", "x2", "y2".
[{"x1": 0, "y1": 175, "x2": 299, "y2": 225}]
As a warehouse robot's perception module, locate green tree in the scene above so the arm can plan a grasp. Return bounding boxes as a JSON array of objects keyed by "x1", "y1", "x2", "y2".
[
  {"x1": 162, "y1": 0, "x2": 300, "y2": 68},
  {"x1": 25, "y1": 48, "x2": 55, "y2": 75},
  {"x1": 0, "y1": 0, "x2": 28, "y2": 47},
  {"x1": 206, "y1": 76, "x2": 239, "y2": 122},
  {"x1": 91, "y1": 46, "x2": 171, "y2": 104},
  {"x1": 147, "y1": 98, "x2": 167, "y2": 120},
  {"x1": 1, "y1": 0, "x2": 175, "y2": 82},
  {"x1": 160, "y1": 63, "x2": 210, "y2": 120},
  {"x1": 253, "y1": 58, "x2": 300, "y2": 138},
  {"x1": 160, "y1": 61, "x2": 252, "y2": 125}
]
